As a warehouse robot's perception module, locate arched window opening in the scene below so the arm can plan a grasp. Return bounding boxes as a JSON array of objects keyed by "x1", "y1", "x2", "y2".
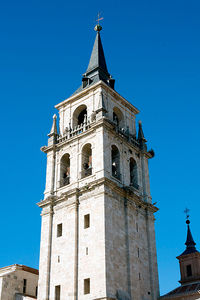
[
  {"x1": 73, "y1": 105, "x2": 87, "y2": 128},
  {"x1": 78, "y1": 108, "x2": 87, "y2": 125},
  {"x1": 82, "y1": 144, "x2": 92, "y2": 178},
  {"x1": 113, "y1": 112, "x2": 119, "y2": 126},
  {"x1": 60, "y1": 153, "x2": 70, "y2": 187},
  {"x1": 111, "y1": 145, "x2": 120, "y2": 180},
  {"x1": 130, "y1": 157, "x2": 138, "y2": 189},
  {"x1": 113, "y1": 107, "x2": 124, "y2": 128}
]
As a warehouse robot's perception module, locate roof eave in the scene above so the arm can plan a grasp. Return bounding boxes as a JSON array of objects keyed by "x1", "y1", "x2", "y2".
[{"x1": 55, "y1": 81, "x2": 139, "y2": 115}]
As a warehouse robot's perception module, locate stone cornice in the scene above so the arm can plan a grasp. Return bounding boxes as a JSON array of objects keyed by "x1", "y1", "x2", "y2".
[
  {"x1": 54, "y1": 81, "x2": 139, "y2": 115},
  {"x1": 37, "y1": 195, "x2": 56, "y2": 208},
  {"x1": 40, "y1": 119, "x2": 100, "y2": 153},
  {"x1": 104, "y1": 177, "x2": 158, "y2": 214},
  {"x1": 177, "y1": 251, "x2": 200, "y2": 261},
  {"x1": 41, "y1": 117, "x2": 151, "y2": 158},
  {"x1": 102, "y1": 119, "x2": 141, "y2": 153},
  {"x1": 37, "y1": 177, "x2": 158, "y2": 214},
  {"x1": 0, "y1": 264, "x2": 38, "y2": 276}
]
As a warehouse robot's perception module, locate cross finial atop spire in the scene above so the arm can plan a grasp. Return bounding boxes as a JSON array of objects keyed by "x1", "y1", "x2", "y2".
[
  {"x1": 72, "y1": 17, "x2": 115, "y2": 95},
  {"x1": 184, "y1": 208, "x2": 190, "y2": 224},
  {"x1": 178, "y1": 210, "x2": 198, "y2": 256},
  {"x1": 94, "y1": 12, "x2": 103, "y2": 32}
]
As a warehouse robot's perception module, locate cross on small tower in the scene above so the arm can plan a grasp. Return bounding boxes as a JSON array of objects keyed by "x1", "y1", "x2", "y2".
[{"x1": 184, "y1": 208, "x2": 190, "y2": 224}]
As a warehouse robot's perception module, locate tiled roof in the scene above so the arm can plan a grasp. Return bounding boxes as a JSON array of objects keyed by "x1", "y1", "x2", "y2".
[
  {"x1": 160, "y1": 282, "x2": 200, "y2": 299},
  {"x1": 0, "y1": 264, "x2": 39, "y2": 275}
]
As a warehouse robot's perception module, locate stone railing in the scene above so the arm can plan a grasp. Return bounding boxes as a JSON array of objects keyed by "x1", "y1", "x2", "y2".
[
  {"x1": 60, "y1": 177, "x2": 70, "y2": 187},
  {"x1": 57, "y1": 117, "x2": 140, "y2": 149},
  {"x1": 130, "y1": 182, "x2": 139, "y2": 190},
  {"x1": 117, "y1": 126, "x2": 140, "y2": 148},
  {"x1": 109, "y1": 120, "x2": 140, "y2": 148},
  {"x1": 58, "y1": 118, "x2": 94, "y2": 143},
  {"x1": 81, "y1": 167, "x2": 92, "y2": 179},
  {"x1": 112, "y1": 171, "x2": 121, "y2": 181}
]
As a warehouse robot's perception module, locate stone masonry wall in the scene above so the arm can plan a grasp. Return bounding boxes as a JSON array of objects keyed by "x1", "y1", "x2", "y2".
[
  {"x1": 39, "y1": 186, "x2": 107, "y2": 300},
  {"x1": 104, "y1": 186, "x2": 159, "y2": 300},
  {"x1": 0, "y1": 270, "x2": 38, "y2": 300}
]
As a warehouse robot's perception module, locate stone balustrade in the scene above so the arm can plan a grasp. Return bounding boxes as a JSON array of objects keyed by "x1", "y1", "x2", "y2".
[
  {"x1": 81, "y1": 167, "x2": 93, "y2": 179},
  {"x1": 57, "y1": 117, "x2": 140, "y2": 150},
  {"x1": 58, "y1": 118, "x2": 93, "y2": 143}
]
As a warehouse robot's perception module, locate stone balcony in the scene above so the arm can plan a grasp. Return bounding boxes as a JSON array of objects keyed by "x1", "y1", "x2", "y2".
[
  {"x1": 55, "y1": 117, "x2": 140, "y2": 150},
  {"x1": 58, "y1": 119, "x2": 93, "y2": 144},
  {"x1": 60, "y1": 176, "x2": 70, "y2": 187},
  {"x1": 81, "y1": 167, "x2": 93, "y2": 179}
]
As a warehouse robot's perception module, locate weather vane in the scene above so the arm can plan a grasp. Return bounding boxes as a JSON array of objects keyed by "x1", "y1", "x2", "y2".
[
  {"x1": 96, "y1": 12, "x2": 103, "y2": 25},
  {"x1": 184, "y1": 208, "x2": 190, "y2": 224},
  {"x1": 94, "y1": 12, "x2": 103, "y2": 32}
]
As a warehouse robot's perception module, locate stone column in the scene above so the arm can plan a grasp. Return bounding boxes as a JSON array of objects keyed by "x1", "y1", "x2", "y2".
[{"x1": 37, "y1": 202, "x2": 54, "y2": 300}]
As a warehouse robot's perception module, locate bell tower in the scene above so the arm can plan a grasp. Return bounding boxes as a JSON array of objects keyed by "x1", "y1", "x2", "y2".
[
  {"x1": 37, "y1": 25, "x2": 159, "y2": 300},
  {"x1": 177, "y1": 218, "x2": 200, "y2": 285}
]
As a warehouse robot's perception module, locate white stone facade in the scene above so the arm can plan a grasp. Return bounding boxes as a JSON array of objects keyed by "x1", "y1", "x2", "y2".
[
  {"x1": 37, "y1": 80, "x2": 159, "y2": 300},
  {"x1": 0, "y1": 264, "x2": 38, "y2": 300}
]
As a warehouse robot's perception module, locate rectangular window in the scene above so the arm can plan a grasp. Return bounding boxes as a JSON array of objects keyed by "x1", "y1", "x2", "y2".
[
  {"x1": 84, "y1": 278, "x2": 90, "y2": 294},
  {"x1": 23, "y1": 279, "x2": 27, "y2": 294},
  {"x1": 55, "y1": 285, "x2": 61, "y2": 300},
  {"x1": 86, "y1": 247, "x2": 88, "y2": 255},
  {"x1": 187, "y1": 264, "x2": 192, "y2": 277},
  {"x1": 138, "y1": 248, "x2": 140, "y2": 258},
  {"x1": 57, "y1": 224, "x2": 62, "y2": 237},
  {"x1": 84, "y1": 214, "x2": 90, "y2": 229},
  {"x1": 36, "y1": 286, "x2": 38, "y2": 297}
]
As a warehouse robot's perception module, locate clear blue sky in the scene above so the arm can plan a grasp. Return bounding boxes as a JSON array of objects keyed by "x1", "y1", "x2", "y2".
[{"x1": 0, "y1": 0, "x2": 200, "y2": 295}]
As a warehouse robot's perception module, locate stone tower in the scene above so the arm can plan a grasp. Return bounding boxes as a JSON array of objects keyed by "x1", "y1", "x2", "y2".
[
  {"x1": 37, "y1": 25, "x2": 159, "y2": 300},
  {"x1": 161, "y1": 218, "x2": 200, "y2": 300},
  {"x1": 177, "y1": 219, "x2": 200, "y2": 286}
]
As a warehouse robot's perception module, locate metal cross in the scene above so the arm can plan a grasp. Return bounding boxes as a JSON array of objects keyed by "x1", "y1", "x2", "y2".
[
  {"x1": 96, "y1": 12, "x2": 103, "y2": 25},
  {"x1": 184, "y1": 208, "x2": 190, "y2": 220}
]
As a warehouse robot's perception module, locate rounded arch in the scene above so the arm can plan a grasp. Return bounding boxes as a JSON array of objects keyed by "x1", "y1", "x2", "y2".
[
  {"x1": 113, "y1": 106, "x2": 124, "y2": 127},
  {"x1": 111, "y1": 144, "x2": 120, "y2": 180},
  {"x1": 60, "y1": 153, "x2": 70, "y2": 186},
  {"x1": 129, "y1": 157, "x2": 138, "y2": 189},
  {"x1": 73, "y1": 104, "x2": 87, "y2": 127},
  {"x1": 80, "y1": 140, "x2": 94, "y2": 152},
  {"x1": 81, "y1": 143, "x2": 92, "y2": 178}
]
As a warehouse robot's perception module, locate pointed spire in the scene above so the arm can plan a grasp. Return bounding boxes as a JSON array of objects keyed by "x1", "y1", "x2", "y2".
[
  {"x1": 86, "y1": 30, "x2": 108, "y2": 75},
  {"x1": 48, "y1": 114, "x2": 58, "y2": 146},
  {"x1": 180, "y1": 220, "x2": 198, "y2": 256},
  {"x1": 48, "y1": 114, "x2": 58, "y2": 136},
  {"x1": 185, "y1": 223, "x2": 196, "y2": 247},
  {"x1": 138, "y1": 121, "x2": 147, "y2": 150},
  {"x1": 98, "y1": 91, "x2": 107, "y2": 111},
  {"x1": 138, "y1": 121, "x2": 145, "y2": 141},
  {"x1": 96, "y1": 91, "x2": 107, "y2": 121},
  {"x1": 73, "y1": 25, "x2": 115, "y2": 95}
]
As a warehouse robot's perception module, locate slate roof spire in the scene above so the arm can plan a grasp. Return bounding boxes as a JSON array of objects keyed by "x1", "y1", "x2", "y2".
[
  {"x1": 180, "y1": 219, "x2": 198, "y2": 256},
  {"x1": 86, "y1": 25, "x2": 108, "y2": 75},
  {"x1": 73, "y1": 24, "x2": 115, "y2": 95}
]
